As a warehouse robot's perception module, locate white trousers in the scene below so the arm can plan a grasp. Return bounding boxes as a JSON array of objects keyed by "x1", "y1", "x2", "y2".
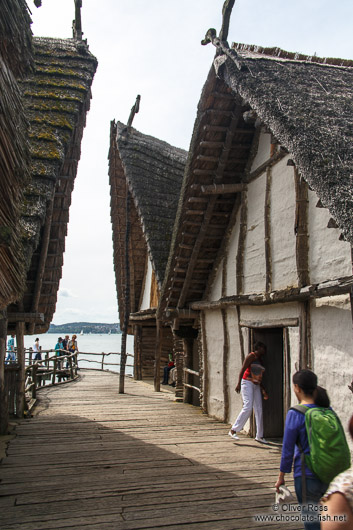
[{"x1": 231, "y1": 379, "x2": 263, "y2": 438}]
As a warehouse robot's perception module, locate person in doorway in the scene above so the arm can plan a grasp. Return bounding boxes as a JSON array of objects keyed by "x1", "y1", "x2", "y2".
[
  {"x1": 5, "y1": 334, "x2": 16, "y2": 363},
  {"x1": 33, "y1": 337, "x2": 42, "y2": 362},
  {"x1": 275, "y1": 370, "x2": 329, "y2": 530},
  {"x1": 321, "y1": 413, "x2": 353, "y2": 530},
  {"x1": 228, "y1": 341, "x2": 268, "y2": 443},
  {"x1": 161, "y1": 354, "x2": 174, "y2": 385}
]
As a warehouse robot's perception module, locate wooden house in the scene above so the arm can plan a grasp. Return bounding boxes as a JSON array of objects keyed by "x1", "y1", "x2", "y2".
[
  {"x1": 6, "y1": 35, "x2": 97, "y2": 336},
  {"x1": 158, "y1": 43, "x2": 353, "y2": 438},
  {"x1": 0, "y1": 0, "x2": 33, "y2": 310},
  {"x1": 0, "y1": 0, "x2": 97, "y2": 431},
  {"x1": 109, "y1": 121, "x2": 186, "y2": 384}
]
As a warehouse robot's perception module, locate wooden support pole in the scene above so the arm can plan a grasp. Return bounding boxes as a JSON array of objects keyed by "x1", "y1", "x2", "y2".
[
  {"x1": 119, "y1": 188, "x2": 131, "y2": 394},
  {"x1": 221, "y1": 309, "x2": 230, "y2": 423},
  {"x1": 173, "y1": 333, "x2": 184, "y2": 402},
  {"x1": 154, "y1": 320, "x2": 162, "y2": 392},
  {"x1": 0, "y1": 310, "x2": 8, "y2": 434},
  {"x1": 264, "y1": 167, "x2": 272, "y2": 293},
  {"x1": 15, "y1": 321, "x2": 25, "y2": 418},
  {"x1": 200, "y1": 312, "x2": 208, "y2": 414},
  {"x1": 294, "y1": 168, "x2": 309, "y2": 288}
]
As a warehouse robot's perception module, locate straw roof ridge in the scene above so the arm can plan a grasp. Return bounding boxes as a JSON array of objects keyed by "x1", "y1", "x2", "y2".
[
  {"x1": 222, "y1": 45, "x2": 353, "y2": 243},
  {"x1": 115, "y1": 122, "x2": 187, "y2": 286}
]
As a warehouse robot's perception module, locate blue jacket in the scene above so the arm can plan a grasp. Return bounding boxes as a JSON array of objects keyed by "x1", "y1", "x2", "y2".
[{"x1": 280, "y1": 404, "x2": 318, "y2": 478}]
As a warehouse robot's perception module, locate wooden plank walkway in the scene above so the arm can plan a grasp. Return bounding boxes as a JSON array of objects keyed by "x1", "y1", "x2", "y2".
[{"x1": 0, "y1": 370, "x2": 301, "y2": 530}]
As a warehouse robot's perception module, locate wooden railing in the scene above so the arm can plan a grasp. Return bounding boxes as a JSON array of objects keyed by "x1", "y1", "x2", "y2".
[
  {"x1": 78, "y1": 351, "x2": 134, "y2": 371},
  {"x1": 4, "y1": 349, "x2": 135, "y2": 417},
  {"x1": 183, "y1": 367, "x2": 201, "y2": 393}
]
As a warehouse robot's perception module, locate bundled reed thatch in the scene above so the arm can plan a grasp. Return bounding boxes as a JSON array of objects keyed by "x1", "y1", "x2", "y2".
[
  {"x1": 158, "y1": 43, "x2": 353, "y2": 318},
  {"x1": 109, "y1": 122, "x2": 186, "y2": 329},
  {"x1": 7, "y1": 37, "x2": 97, "y2": 333},
  {"x1": 0, "y1": 0, "x2": 33, "y2": 309}
]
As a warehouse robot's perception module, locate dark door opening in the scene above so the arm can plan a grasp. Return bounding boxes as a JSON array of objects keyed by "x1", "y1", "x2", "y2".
[{"x1": 251, "y1": 328, "x2": 284, "y2": 439}]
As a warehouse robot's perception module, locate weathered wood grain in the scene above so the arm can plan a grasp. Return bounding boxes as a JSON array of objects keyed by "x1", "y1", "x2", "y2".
[{"x1": 0, "y1": 370, "x2": 299, "y2": 529}]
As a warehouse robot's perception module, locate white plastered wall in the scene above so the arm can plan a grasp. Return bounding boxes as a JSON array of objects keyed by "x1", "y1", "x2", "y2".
[
  {"x1": 250, "y1": 131, "x2": 271, "y2": 172},
  {"x1": 226, "y1": 307, "x2": 243, "y2": 424},
  {"x1": 208, "y1": 259, "x2": 223, "y2": 301},
  {"x1": 311, "y1": 294, "x2": 353, "y2": 443},
  {"x1": 243, "y1": 174, "x2": 266, "y2": 294},
  {"x1": 204, "y1": 310, "x2": 225, "y2": 419},
  {"x1": 140, "y1": 258, "x2": 153, "y2": 310},
  {"x1": 308, "y1": 189, "x2": 351, "y2": 283},
  {"x1": 270, "y1": 158, "x2": 297, "y2": 290},
  {"x1": 225, "y1": 211, "x2": 240, "y2": 296}
]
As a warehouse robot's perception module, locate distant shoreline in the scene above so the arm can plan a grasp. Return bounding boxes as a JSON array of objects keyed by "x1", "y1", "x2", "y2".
[{"x1": 49, "y1": 322, "x2": 121, "y2": 334}]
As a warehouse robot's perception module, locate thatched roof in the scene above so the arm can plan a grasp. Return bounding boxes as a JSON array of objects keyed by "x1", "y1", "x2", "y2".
[
  {"x1": 225, "y1": 43, "x2": 353, "y2": 243},
  {"x1": 0, "y1": 0, "x2": 33, "y2": 310},
  {"x1": 158, "y1": 44, "x2": 353, "y2": 318},
  {"x1": 0, "y1": 0, "x2": 33, "y2": 78},
  {"x1": 109, "y1": 122, "x2": 186, "y2": 328},
  {"x1": 7, "y1": 37, "x2": 97, "y2": 333}
]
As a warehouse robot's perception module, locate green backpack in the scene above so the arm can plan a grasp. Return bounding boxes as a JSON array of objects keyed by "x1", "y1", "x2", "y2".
[{"x1": 291, "y1": 404, "x2": 351, "y2": 484}]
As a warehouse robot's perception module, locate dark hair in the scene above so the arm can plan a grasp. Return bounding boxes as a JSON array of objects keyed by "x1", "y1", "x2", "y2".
[
  {"x1": 35, "y1": 337, "x2": 39, "y2": 341},
  {"x1": 254, "y1": 341, "x2": 266, "y2": 353},
  {"x1": 292, "y1": 369, "x2": 317, "y2": 396},
  {"x1": 314, "y1": 386, "x2": 330, "y2": 407},
  {"x1": 349, "y1": 414, "x2": 353, "y2": 440}
]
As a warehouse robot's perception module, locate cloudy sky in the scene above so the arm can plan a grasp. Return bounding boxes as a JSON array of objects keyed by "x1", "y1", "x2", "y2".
[{"x1": 27, "y1": 0, "x2": 353, "y2": 325}]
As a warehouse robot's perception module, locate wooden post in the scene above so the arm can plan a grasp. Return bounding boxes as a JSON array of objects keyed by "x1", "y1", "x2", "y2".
[
  {"x1": 173, "y1": 333, "x2": 184, "y2": 402},
  {"x1": 154, "y1": 320, "x2": 162, "y2": 392},
  {"x1": 15, "y1": 321, "x2": 25, "y2": 417},
  {"x1": 236, "y1": 193, "x2": 248, "y2": 295},
  {"x1": 221, "y1": 309, "x2": 230, "y2": 423},
  {"x1": 200, "y1": 312, "x2": 208, "y2": 414},
  {"x1": 68, "y1": 355, "x2": 74, "y2": 379},
  {"x1": 52, "y1": 358, "x2": 57, "y2": 384},
  {"x1": 264, "y1": 166, "x2": 272, "y2": 293},
  {"x1": 101, "y1": 352, "x2": 105, "y2": 370},
  {"x1": 119, "y1": 187, "x2": 131, "y2": 394},
  {"x1": 32, "y1": 365, "x2": 38, "y2": 399},
  {"x1": 0, "y1": 310, "x2": 8, "y2": 434}
]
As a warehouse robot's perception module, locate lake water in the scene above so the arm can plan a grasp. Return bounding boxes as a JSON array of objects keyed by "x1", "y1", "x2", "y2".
[{"x1": 9, "y1": 333, "x2": 135, "y2": 376}]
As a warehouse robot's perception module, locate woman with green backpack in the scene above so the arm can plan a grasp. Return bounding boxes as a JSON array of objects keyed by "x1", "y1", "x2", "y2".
[{"x1": 275, "y1": 370, "x2": 350, "y2": 530}]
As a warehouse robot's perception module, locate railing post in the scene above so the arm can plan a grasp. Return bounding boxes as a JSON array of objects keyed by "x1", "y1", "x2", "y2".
[
  {"x1": 32, "y1": 364, "x2": 38, "y2": 399},
  {"x1": 68, "y1": 355, "x2": 74, "y2": 379},
  {"x1": 101, "y1": 352, "x2": 105, "y2": 370},
  {"x1": 52, "y1": 358, "x2": 57, "y2": 384}
]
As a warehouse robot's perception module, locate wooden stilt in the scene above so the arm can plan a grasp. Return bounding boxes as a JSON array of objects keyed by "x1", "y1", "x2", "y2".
[
  {"x1": 154, "y1": 320, "x2": 162, "y2": 392},
  {"x1": 15, "y1": 321, "x2": 25, "y2": 418},
  {"x1": 221, "y1": 309, "x2": 230, "y2": 423},
  {"x1": 0, "y1": 310, "x2": 8, "y2": 434}
]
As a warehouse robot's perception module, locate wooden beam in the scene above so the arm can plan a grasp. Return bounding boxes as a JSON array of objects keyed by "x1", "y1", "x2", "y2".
[
  {"x1": 200, "y1": 183, "x2": 247, "y2": 195},
  {"x1": 264, "y1": 167, "x2": 272, "y2": 293},
  {"x1": 294, "y1": 168, "x2": 309, "y2": 287},
  {"x1": 165, "y1": 309, "x2": 199, "y2": 319},
  {"x1": 7, "y1": 313, "x2": 44, "y2": 323},
  {"x1": 190, "y1": 275, "x2": 353, "y2": 310},
  {"x1": 239, "y1": 318, "x2": 299, "y2": 328}
]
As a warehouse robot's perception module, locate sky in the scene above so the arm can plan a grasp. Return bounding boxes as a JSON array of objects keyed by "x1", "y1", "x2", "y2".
[{"x1": 26, "y1": 0, "x2": 353, "y2": 325}]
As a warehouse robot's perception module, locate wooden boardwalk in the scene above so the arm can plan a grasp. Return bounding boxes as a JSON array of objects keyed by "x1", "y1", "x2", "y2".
[{"x1": 0, "y1": 370, "x2": 300, "y2": 530}]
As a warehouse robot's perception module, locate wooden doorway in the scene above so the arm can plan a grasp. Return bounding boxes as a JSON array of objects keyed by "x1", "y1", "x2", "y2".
[{"x1": 251, "y1": 327, "x2": 284, "y2": 439}]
